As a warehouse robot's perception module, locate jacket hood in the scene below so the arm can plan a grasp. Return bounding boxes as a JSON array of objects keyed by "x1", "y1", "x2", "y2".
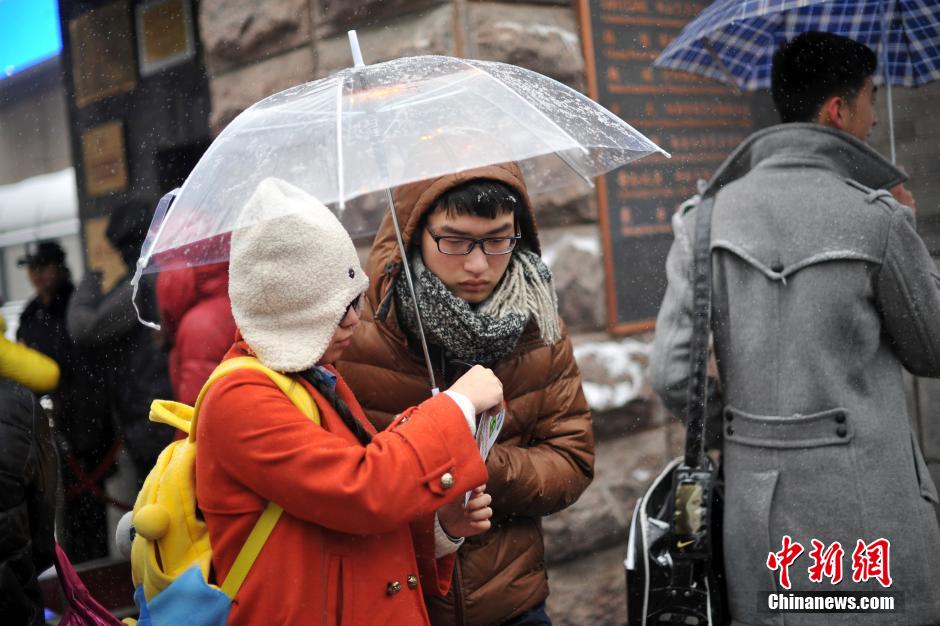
[
  {"x1": 157, "y1": 263, "x2": 230, "y2": 339},
  {"x1": 702, "y1": 123, "x2": 906, "y2": 197},
  {"x1": 365, "y1": 162, "x2": 540, "y2": 310}
]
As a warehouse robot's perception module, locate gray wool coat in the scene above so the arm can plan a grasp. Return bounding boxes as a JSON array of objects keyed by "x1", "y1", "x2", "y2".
[{"x1": 649, "y1": 124, "x2": 940, "y2": 626}]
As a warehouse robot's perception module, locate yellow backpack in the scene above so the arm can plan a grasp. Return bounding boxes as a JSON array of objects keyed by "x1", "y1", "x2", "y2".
[{"x1": 127, "y1": 356, "x2": 319, "y2": 624}]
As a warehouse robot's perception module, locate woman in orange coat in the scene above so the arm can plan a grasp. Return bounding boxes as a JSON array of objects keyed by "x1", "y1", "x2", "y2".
[{"x1": 195, "y1": 178, "x2": 499, "y2": 626}]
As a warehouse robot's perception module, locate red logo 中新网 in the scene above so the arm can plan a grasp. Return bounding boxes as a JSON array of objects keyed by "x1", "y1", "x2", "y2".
[{"x1": 766, "y1": 536, "x2": 892, "y2": 589}]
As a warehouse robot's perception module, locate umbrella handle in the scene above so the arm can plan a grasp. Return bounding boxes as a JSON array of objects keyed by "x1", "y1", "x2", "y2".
[{"x1": 383, "y1": 188, "x2": 439, "y2": 395}]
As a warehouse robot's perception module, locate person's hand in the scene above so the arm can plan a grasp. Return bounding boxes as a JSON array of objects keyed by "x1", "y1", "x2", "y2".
[
  {"x1": 890, "y1": 183, "x2": 916, "y2": 212},
  {"x1": 449, "y1": 365, "x2": 503, "y2": 414},
  {"x1": 438, "y1": 485, "x2": 492, "y2": 538}
]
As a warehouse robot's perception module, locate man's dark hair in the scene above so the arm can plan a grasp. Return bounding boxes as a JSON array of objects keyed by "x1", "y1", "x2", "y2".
[
  {"x1": 415, "y1": 177, "x2": 541, "y2": 254},
  {"x1": 432, "y1": 179, "x2": 524, "y2": 224},
  {"x1": 771, "y1": 31, "x2": 877, "y2": 123}
]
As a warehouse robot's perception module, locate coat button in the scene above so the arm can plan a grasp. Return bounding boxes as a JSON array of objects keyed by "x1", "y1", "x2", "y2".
[
  {"x1": 407, "y1": 575, "x2": 418, "y2": 589},
  {"x1": 387, "y1": 581, "x2": 401, "y2": 596},
  {"x1": 440, "y1": 473, "x2": 455, "y2": 490},
  {"x1": 836, "y1": 426, "x2": 848, "y2": 437},
  {"x1": 771, "y1": 261, "x2": 784, "y2": 273},
  {"x1": 835, "y1": 414, "x2": 846, "y2": 423},
  {"x1": 726, "y1": 426, "x2": 734, "y2": 436}
]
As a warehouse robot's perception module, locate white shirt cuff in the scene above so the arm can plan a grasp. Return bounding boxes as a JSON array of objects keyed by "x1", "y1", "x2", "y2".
[
  {"x1": 434, "y1": 514, "x2": 465, "y2": 558},
  {"x1": 443, "y1": 390, "x2": 476, "y2": 435}
]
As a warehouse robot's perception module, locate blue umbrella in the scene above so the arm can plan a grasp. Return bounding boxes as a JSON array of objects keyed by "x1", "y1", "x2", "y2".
[{"x1": 654, "y1": 0, "x2": 940, "y2": 161}]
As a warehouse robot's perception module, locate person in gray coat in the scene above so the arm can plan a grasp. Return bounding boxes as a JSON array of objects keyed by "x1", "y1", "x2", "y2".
[
  {"x1": 67, "y1": 201, "x2": 174, "y2": 483},
  {"x1": 649, "y1": 34, "x2": 940, "y2": 625}
]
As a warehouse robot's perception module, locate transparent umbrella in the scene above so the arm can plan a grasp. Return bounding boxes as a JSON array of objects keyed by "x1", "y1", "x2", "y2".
[
  {"x1": 135, "y1": 47, "x2": 666, "y2": 278},
  {"x1": 132, "y1": 34, "x2": 668, "y2": 390}
]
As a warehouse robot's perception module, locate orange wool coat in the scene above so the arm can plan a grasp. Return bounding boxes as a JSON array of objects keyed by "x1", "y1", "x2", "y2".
[{"x1": 195, "y1": 342, "x2": 488, "y2": 626}]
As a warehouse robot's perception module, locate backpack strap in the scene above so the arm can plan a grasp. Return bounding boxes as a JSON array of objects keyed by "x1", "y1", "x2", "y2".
[
  {"x1": 149, "y1": 357, "x2": 319, "y2": 437},
  {"x1": 174, "y1": 356, "x2": 320, "y2": 601},
  {"x1": 219, "y1": 503, "x2": 283, "y2": 599}
]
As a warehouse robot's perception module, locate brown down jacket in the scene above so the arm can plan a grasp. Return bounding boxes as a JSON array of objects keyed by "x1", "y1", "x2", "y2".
[{"x1": 336, "y1": 163, "x2": 595, "y2": 626}]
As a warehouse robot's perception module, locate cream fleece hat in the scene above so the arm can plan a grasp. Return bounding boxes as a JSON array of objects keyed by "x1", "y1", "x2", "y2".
[{"x1": 229, "y1": 177, "x2": 368, "y2": 372}]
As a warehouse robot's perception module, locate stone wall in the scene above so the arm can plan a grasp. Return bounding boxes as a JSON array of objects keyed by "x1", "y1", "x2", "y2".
[{"x1": 200, "y1": 0, "x2": 317, "y2": 134}]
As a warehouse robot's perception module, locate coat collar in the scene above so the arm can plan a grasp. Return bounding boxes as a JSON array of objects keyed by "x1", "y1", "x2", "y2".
[{"x1": 703, "y1": 123, "x2": 906, "y2": 197}]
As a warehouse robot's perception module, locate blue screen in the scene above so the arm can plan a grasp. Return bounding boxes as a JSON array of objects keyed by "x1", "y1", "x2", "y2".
[{"x1": 0, "y1": 0, "x2": 62, "y2": 79}]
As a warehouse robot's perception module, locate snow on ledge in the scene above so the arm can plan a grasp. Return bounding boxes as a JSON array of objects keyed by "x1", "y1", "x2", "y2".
[
  {"x1": 541, "y1": 232, "x2": 601, "y2": 268},
  {"x1": 573, "y1": 337, "x2": 652, "y2": 411}
]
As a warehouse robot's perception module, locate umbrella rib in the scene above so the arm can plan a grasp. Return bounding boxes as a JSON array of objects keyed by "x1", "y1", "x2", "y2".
[
  {"x1": 375, "y1": 70, "x2": 479, "y2": 113},
  {"x1": 702, "y1": 38, "x2": 743, "y2": 94},
  {"x1": 378, "y1": 88, "x2": 470, "y2": 113},
  {"x1": 473, "y1": 65, "x2": 590, "y2": 156},
  {"x1": 470, "y1": 64, "x2": 595, "y2": 185}
]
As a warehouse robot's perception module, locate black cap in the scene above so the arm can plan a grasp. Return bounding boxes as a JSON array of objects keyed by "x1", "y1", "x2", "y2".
[{"x1": 17, "y1": 241, "x2": 66, "y2": 268}]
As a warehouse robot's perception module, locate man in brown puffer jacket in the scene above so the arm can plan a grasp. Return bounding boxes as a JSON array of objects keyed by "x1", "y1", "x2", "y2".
[{"x1": 337, "y1": 163, "x2": 594, "y2": 626}]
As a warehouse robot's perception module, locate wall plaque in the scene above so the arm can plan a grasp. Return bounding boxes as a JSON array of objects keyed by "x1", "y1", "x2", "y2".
[
  {"x1": 577, "y1": 0, "x2": 760, "y2": 334},
  {"x1": 69, "y1": 1, "x2": 137, "y2": 108},
  {"x1": 81, "y1": 121, "x2": 129, "y2": 197},
  {"x1": 136, "y1": 0, "x2": 196, "y2": 76}
]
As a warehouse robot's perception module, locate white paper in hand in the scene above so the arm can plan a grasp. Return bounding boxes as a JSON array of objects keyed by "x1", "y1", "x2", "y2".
[
  {"x1": 476, "y1": 403, "x2": 505, "y2": 460},
  {"x1": 465, "y1": 403, "x2": 505, "y2": 505}
]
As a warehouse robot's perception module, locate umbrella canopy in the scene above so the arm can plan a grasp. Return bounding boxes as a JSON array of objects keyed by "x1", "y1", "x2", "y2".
[
  {"x1": 136, "y1": 54, "x2": 667, "y2": 277},
  {"x1": 655, "y1": 0, "x2": 940, "y2": 90}
]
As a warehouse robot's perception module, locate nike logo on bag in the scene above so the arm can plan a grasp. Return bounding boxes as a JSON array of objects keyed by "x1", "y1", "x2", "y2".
[{"x1": 676, "y1": 539, "x2": 696, "y2": 549}]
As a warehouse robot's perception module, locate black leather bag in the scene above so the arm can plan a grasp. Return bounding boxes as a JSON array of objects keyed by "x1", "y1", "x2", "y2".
[{"x1": 625, "y1": 195, "x2": 729, "y2": 626}]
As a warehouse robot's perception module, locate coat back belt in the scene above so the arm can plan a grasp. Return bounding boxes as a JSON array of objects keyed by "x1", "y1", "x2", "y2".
[{"x1": 723, "y1": 406, "x2": 853, "y2": 449}]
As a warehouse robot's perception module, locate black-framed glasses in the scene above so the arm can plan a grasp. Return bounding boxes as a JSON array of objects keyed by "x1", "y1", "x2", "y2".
[
  {"x1": 342, "y1": 293, "x2": 363, "y2": 322},
  {"x1": 425, "y1": 227, "x2": 521, "y2": 256}
]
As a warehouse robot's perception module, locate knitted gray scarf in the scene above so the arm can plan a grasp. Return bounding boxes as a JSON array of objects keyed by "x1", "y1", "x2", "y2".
[{"x1": 395, "y1": 249, "x2": 561, "y2": 366}]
